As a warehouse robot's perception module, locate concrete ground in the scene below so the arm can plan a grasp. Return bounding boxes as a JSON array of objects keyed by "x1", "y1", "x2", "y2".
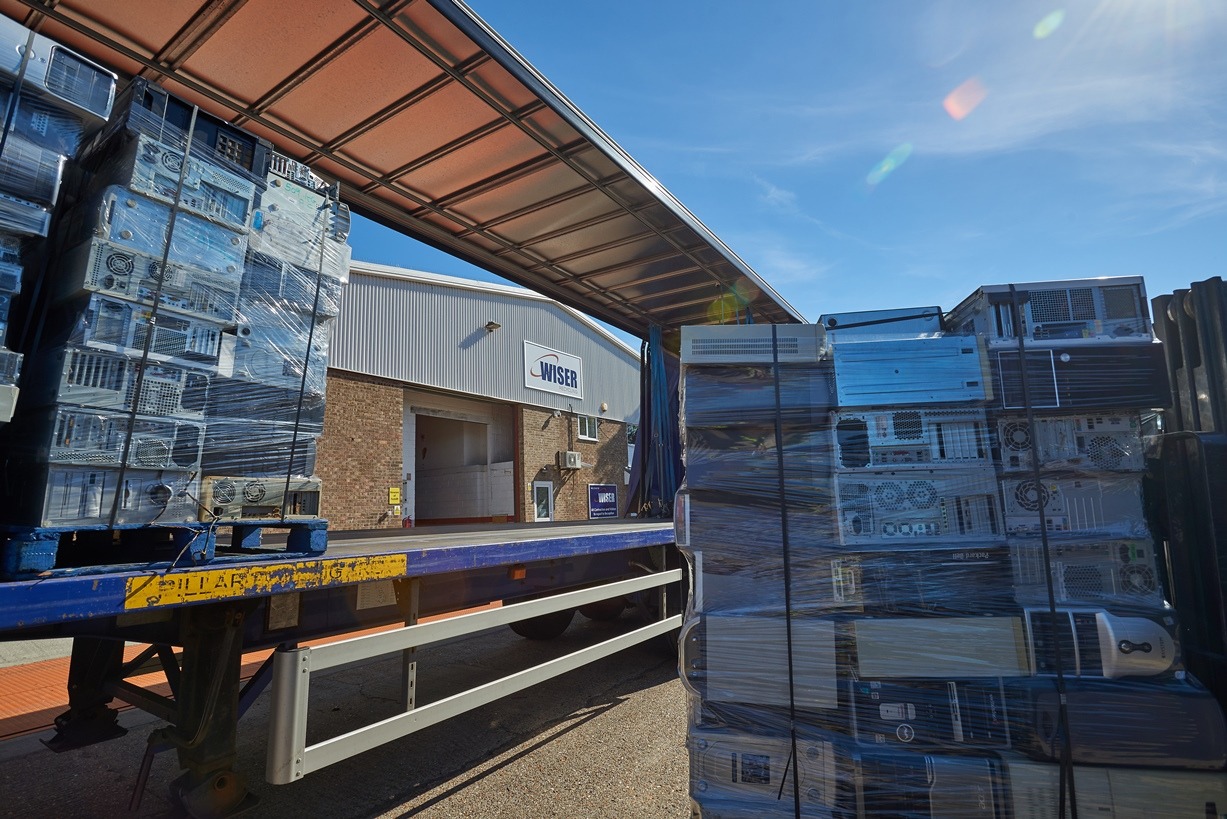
[{"x1": 0, "y1": 614, "x2": 691, "y2": 818}]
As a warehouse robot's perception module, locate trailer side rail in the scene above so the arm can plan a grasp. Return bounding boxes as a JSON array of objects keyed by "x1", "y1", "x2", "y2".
[{"x1": 266, "y1": 567, "x2": 683, "y2": 783}]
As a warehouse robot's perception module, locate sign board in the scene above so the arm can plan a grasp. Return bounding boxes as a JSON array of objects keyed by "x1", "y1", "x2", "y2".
[
  {"x1": 525, "y1": 340, "x2": 583, "y2": 399},
  {"x1": 388, "y1": 487, "x2": 401, "y2": 504},
  {"x1": 588, "y1": 484, "x2": 618, "y2": 519}
]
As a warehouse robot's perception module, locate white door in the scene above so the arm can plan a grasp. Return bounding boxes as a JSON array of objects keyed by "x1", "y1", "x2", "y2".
[{"x1": 532, "y1": 481, "x2": 554, "y2": 522}]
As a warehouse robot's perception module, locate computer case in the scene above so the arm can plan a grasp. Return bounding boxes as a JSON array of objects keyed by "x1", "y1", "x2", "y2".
[
  {"x1": 23, "y1": 405, "x2": 205, "y2": 471},
  {"x1": 20, "y1": 463, "x2": 200, "y2": 527},
  {"x1": 84, "y1": 77, "x2": 270, "y2": 176},
  {"x1": 200, "y1": 419, "x2": 319, "y2": 478},
  {"x1": 856, "y1": 749, "x2": 1002, "y2": 818},
  {"x1": 946, "y1": 277, "x2": 1152, "y2": 345},
  {"x1": 55, "y1": 238, "x2": 240, "y2": 323},
  {"x1": 250, "y1": 170, "x2": 351, "y2": 278},
  {"x1": 681, "y1": 362, "x2": 835, "y2": 429},
  {"x1": 999, "y1": 473, "x2": 1148, "y2": 538},
  {"x1": 0, "y1": 16, "x2": 117, "y2": 122},
  {"x1": 1021, "y1": 607, "x2": 1178, "y2": 679},
  {"x1": 60, "y1": 293, "x2": 227, "y2": 367},
  {"x1": 684, "y1": 426, "x2": 834, "y2": 506},
  {"x1": 239, "y1": 251, "x2": 343, "y2": 317},
  {"x1": 204, "y1": 378, "x2": 325, "y2": 426},
  {"x1": 0, "y1": 84, "x2": 86, "y2": 156},
  {"x1": 818, "y1": 306, "x2": 944, "y2": 340},
  {"x1": 832, "y1": 408, "x2": 990, "y2": 469},
  {"x1": 219, "y1": 309, "x2": 331, "y2": 394},
  {"x1": 1010, "y1": 539, "x2": 1163, "y2": 608},
  {"x1": 832, "y1": 467, "x2": 1001, "y2": 545},
  {"x1": 0, "y1": 132, "x2": 63, "y2": 206},
  {"x1": 688, "y1": 727, "x2": 840, "y2": 817},
  {"x1": 1002, "y1": 757, "x2": 1227, "y2": 818},
  {"x1": 851, "y1": 617, "x2": 1031, "y2": 680},
  {"x1": 25, "y1": 346, "x2": 210, "y2": 420},
  {"x1": 849, "y1": 678, "x2": 1011, "y2": 750},
  {"x1": 73, "y1": 186, "x2": 247, "y2": 277},
  {"x1": 198, "y1": 475, "x2": 322, "y2": 522},
  {"x1": 996, "y1": 412, "x2": 1145, "y2": 472},
  {"x1": 831, "y1": 335, "x2": 989, "y2": 408},
  {"x1": 680, "y1": 614, "x2": 839, "y2": 711},
  {"x1": 1006, "y1": 677, "x2": 1227, "y2": 769},
  {"x1": 680, "y1": 324, "x2": 828, "y2": 365},
  {"x1": 0, "y1": 189, "x2": 50, "y2": 236},
  {"x1": 89, "y1": 132, "x2": 257, "y2": 233},
  {"x1": 992, "y1": 341, "x2": 1171, "y2": 411}
]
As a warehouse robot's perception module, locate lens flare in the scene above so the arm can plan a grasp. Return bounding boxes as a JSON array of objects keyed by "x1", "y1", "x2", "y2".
[
  {"x1": 1034, "y1": 9, "x2": 1065, "y2": 39},
  {"x1": 943, "y1": 77, "x2": 988, "y2": 121},
  {"x1": 707, "y1": 292, "x2": 744, "y2": 323},
  {"x1": 867, "y1": 143, "x2": 914, "y2": 186}
]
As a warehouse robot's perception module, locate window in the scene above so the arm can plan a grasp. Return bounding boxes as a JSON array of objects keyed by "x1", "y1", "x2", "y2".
[{"x1": 577, "y1": 414, "x2": 599, "y2": 441}]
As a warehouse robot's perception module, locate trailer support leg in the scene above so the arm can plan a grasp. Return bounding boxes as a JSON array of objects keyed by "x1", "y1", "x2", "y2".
[
  {"x1": 167, "y1": 603, "x2": 257, "y2": 818},
  {"x1": 42, "y1": 636, "x2": 128, "y2": 752}
]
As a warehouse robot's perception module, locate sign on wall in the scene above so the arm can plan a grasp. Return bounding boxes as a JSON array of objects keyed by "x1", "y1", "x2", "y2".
[
  {"x1": 588, "y1": 484, "x2": 618, "y2": 519},
  {"x1": 524, "y1": 341, "x2": 583, "y2": 399}
]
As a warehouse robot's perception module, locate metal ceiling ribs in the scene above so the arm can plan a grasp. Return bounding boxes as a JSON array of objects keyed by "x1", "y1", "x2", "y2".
[{"x1": 5, "y1": 0, "x2": 805, "y2": 335}]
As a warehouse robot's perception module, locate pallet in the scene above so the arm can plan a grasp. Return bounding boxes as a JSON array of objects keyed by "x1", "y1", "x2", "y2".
[{"x1": 0, "y1": 519, "x2": 328, "y2": 579}]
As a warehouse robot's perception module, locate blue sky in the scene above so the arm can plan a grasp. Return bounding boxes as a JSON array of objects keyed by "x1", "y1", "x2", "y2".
[{"x1": 349, "y1": 0, "x2": 1227, "y2": 330}]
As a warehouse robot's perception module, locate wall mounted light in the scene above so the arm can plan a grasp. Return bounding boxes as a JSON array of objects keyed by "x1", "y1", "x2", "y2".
[{"x1": 484, "y1": 321, "x2": 502, "y2": 332}]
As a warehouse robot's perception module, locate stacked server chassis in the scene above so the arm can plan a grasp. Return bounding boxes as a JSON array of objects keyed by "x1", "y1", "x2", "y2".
[
  {"x1": 0, "y1": 15, "x2": 352, "y2": 535},
  {"x1": 676, "y1": 284, "x2": 1227, "y2": 818}
]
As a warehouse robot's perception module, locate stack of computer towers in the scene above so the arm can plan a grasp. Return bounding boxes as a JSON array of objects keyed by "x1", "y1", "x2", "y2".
[
  {"x1": 2, "y1": 71, "x2": 350, "y2": 529},
  {"x1": 0, "y1": 16, "x2": 118, "y2": 423},
  {"x1": 675, "y1": 291, "x2": 1227, "y2": 817}
]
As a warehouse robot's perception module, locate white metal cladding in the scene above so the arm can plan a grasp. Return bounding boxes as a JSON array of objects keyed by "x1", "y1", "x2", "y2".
[{"x1": 331, "y1": 262, "x2": 641, "y2": 422}]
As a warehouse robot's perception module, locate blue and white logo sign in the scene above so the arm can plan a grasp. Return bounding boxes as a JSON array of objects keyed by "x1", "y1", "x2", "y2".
[
  {"x1": 588, "y1": 484, "x2": 618, "y2": 519},
  {"x1": 525, "y1": 341, "x2": 583, "y2": 399}
]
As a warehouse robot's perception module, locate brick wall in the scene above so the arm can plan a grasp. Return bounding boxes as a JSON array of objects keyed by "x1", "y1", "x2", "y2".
[
  {"x1": 316, "y1": 370, "x2": 403, "y2": 531},
  {"x1": 519, "y1": 408, "x2": 628, "y2": 521}
]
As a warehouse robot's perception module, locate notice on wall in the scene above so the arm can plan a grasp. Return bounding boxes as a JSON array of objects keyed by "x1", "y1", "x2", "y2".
[
  {"x1": 525, "y1": 340, "x2": 583, "y2": 399},
  {"x1": 588, "y1": 484, "x2": 618, "y2": 519}
]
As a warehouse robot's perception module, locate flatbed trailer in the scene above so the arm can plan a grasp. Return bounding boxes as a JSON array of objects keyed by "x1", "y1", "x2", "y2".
[{"x1": 0, "y1": 521, "x2": 681, "y2": 816}]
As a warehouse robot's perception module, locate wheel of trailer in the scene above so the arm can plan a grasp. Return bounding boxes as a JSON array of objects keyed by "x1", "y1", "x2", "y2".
[
  {"x1": 578, "y1": 597, "x2": 627, "y2": 622},
  {"x1": 509, "y1": 607, "x2": 576, "y2": 640}
]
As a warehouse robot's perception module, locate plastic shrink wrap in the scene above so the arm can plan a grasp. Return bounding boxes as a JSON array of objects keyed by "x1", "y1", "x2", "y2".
[
  {"x1": 676, "y1": 282, "x2": 1227, "y2": 818},
  {"x1": 0, "y1": 52, "x2": 350, "y2": 534}
]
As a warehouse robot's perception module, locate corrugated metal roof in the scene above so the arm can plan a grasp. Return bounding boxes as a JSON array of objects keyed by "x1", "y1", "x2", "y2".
[
  {"x1": 332, "y1": 261, "x2": 642, "y2": 422},
  {"x1": 2, "y1": 0, "x2": 806, "y2": 337}
]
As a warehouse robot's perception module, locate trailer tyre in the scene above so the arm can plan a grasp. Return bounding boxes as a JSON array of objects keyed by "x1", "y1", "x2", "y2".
[
  {"x1": 509, "y1": 608, "x2": 575, "y2": 640},
  {"x1": 578, "y1": 597, "x2": 627, "y2": 622}
]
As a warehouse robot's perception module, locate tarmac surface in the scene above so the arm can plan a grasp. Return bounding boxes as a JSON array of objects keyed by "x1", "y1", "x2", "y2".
[{"x1": 0, "y1": 613, "x2": 690, "y2": 818}]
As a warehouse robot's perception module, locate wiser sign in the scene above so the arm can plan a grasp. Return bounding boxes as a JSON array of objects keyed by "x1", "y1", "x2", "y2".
[{"x1": 524, "y1": 341, "x2": 583, "y2": 399}]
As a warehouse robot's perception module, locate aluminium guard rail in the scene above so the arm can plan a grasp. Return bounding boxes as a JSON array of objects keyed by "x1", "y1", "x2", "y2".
[{"x1": 266, "y1": 567, "x2": 684, "y2": 783}]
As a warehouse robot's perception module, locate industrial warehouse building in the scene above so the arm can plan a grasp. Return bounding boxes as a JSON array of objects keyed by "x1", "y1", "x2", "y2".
[{"x1": 315, "y1": 261, "x2": 641, "y2": 530}]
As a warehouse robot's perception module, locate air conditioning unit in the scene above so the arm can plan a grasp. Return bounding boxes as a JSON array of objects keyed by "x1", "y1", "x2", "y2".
[
  {"x1": 56, "y1": 238, "x2": 240, "y2": 323},
  {"x1": 91, "y1": 133, "x2": 257, "y2": 233},
  {"x1": 0, "y1": 16, "x2": 118, "y2": 122},
  {"x1": 200, "y1": 475, "x2": 322, "y2": 522},
  {"x1": 681, "y1": 324, "x2": 828, "y2": 364},
  {"x1": 560, "y1": 450, "x2": 582, "y2": 470}
]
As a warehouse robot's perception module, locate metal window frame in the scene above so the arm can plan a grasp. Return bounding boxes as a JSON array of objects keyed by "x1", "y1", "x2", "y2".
[{"x1": 266, "y1": 567, "x2": 683, "y2": 784}]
